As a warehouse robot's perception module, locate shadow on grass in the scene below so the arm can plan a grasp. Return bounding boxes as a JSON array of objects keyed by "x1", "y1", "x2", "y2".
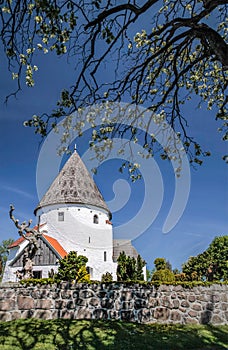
[{"x1": 0, "y1": 319, "x2": 227, "y2": 350}]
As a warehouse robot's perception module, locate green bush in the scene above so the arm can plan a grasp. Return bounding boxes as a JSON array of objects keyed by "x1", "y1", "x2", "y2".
[
  {"x1": 20, "y1": 278, "x2": 55, "y2": 286},
  {"x1": 151, "y1": 269, "x2": 175, "y2": 283},
  {"x1": 101, "y1": 272, "x2": 113, "y2": 282}
]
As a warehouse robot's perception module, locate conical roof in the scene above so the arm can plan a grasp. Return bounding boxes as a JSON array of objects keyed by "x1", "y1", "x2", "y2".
[{"x1": 34, "y1": 150, "x2": 110, "y2": 215}]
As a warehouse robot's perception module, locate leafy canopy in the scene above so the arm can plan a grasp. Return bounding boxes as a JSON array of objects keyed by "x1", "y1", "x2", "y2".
[
  {"x1": 55, "y1": 251, "x2": 90, "y2": 283},
  {"x1": 0, "y1": 0, "x2": 227, "y2": 165},
  {"x1": 182, "y1": 235, "x2": 228, "y2": 281}
]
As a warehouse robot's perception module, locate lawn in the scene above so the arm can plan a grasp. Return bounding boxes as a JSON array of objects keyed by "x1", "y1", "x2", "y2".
[{"x1": 0, "y1": 319, "x2": 227, "y2": 350}]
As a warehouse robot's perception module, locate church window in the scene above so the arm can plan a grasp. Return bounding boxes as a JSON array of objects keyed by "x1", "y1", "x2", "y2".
[
  {"x1": 93, "y1": 214, "x2": 99, "y2": 224},
  {"x1": 104, "y1": 251, "x2": 107, "y2": 262},
  {"x1": 87, "y1": 266, "x2": 93, "y2": 278},
  {"x1": 33, "y1": 271, "x2": 42, "y2": 279},
  {"x1": 58, "y1": 212, "x2": 64, "y2": 221},
  {"x1": 89, "y1": 237, "x2": 91, "y2": 243}
]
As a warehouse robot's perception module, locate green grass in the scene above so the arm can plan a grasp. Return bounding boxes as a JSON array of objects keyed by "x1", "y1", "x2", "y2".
[{"x1": 0, "y1": 319, "x2": 227, "y2": 350}]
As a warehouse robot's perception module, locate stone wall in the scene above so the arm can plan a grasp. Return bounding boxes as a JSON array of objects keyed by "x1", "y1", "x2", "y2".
[{"x1": 0, "y1": 283, "x2": 227, "y2": 324}]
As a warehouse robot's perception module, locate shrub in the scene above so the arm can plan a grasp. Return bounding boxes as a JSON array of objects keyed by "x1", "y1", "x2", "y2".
[
  {"x1": 101, "y1": 272, "x2": 113, "y2": 282},
  {"x1": 54, "y1": 251, "x2": 90, "y2": 283},
  {"x1": 151, "y1": 269, "x2": 175, "y2": 283}
]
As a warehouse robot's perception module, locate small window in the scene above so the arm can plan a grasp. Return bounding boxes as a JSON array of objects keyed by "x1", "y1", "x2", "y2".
[
  {"x1": 93, "y1": 214, "x2": 99, "y2": 224},
  {"x1": 33, "y1": 271, "x2": 42, "y2": 279},
  {"x1": 86, "y1": 266, "x2": 93, "y2": 278},
  {"x1": 89, "y1": 237, "x2": 91, "y2": 244},
  {"x1": 104, "y1": 251, "x2": 107, "y2": 262},
  {"x1": 58, "y1": 212, "x2": 64, "y2": 221}
]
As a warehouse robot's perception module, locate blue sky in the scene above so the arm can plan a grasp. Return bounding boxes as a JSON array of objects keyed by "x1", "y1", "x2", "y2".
[{"x1": 0, "y1": 43, "x2": 227, "y2": 271}]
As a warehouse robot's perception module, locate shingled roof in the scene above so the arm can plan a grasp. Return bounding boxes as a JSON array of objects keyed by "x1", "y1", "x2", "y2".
[
  {"x1": 34, "y1": 149, "x2": 110, "y2": 215},
  {"x1": 113, "y1": 239, "x2": 139, "y2": 262},
  {"x1": 8, "y1": 234, "x2": 67, "y2": 259}
]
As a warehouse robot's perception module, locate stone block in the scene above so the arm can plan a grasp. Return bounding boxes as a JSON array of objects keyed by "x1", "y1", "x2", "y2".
[
  {"x1": 171, "y1": 311, "x2": 182, "y2": 322},
  {"x1": 0, "y1": 299, "x2": 15, "y2": 311},
  {"x1": 11, "y1": 311, "x2": 22, "y2": 320},
  {"x1": 172, "y1": 300, "x2": 180, "y2": 309},
  {"x1": 115, "y1": 300, "x2": 122, "y2": 311},
  {"x1": 61, "y1": 290, "x2": 72, "y2": 299},
  {"x1": 138, "y1": 308, "x2": 151, "y2": 323},
  {"x1": 134, "y1": 298, "x2": 147, "y2": 309},
  {"x1": 79, "y1": 289, "x2": 95, "y2": 299},
  {"x1": 185, "y1": 318, "x2": 198, "y2": 324},
  {"x1": 35, "y1": 299, "x2": 54, "y2": 309},
  {"x1": 97, "y1": 291, "x2": 107, "y2": 298},
  {"x1": 211, "y1": 315, "x2": 223, "y2": 325},
  {"x1": 0, "y1": 311, "x2": 11, "y2": 321},
  {"x1": 76, "y1": 298, "x2": 87, "y2": 307},
  {"x1": 200, "y1": 310, "x2": 212, "y2": 324},
  {"x1": 161, "y1": 296, "x2": 171, "y2": 308},
  {"x1": 101, "y1": 298, "x2": 114, "y2": 309},
  {"x1": 89, "y1": 297, "x2": 99, "y2": 307},
  {"x1": 76, "y1": 307, "x2": 93, "y2": 319},
  {"x1": 109, "y1": 310, "x2": 119, "y2": 320},
  {"x1": 121, "y1": 291, "x2": 133, "y2": 301},
  {"x1": 93, "y1": 308, "x2": 108, "y2": 319},
  {"x1": 153, "y1": 307, "x2": 170, "y2": 321},
  {"x1": 188, "y1": 310, "x2": 198, "y2": 318},
  {"x1": 171, "y1": 293, "x2": 177, "y2": 299},
  {"x1": 61, "y1": 310, "x2": 75, "y2": 319},
  {"x1": 173, "y1": 285, "x2": 183, "y2": 292},
  {"x1": 221, "y1": 303, "x2": 228, "y2": 311},
  {"x1": 211, "y1": 294, "x2": 221, "y2": 303},
  {"x1": 120, "y1": 310, "x2": 135, "y2": 322},
  {"x1": 72, "y1": 291, "x2": 79, "y2": 299},
  {"x1": 33, "y1": 310, "x2": 52, "y2": 320},
  {"x1": 17, "y1": 296, "x2": 34, "y2": 310},
  {"x1": 148, "y1": 297, "x2": 158, "y2": 308},
  {"x1": 21, "y1": 310, "x2": 34, "y2": 318},
  {"x1": 181, "y1": 300, "x2": 190, "y2": 308},
  {"x1": 66, "y1": 300, "x2": 75, "y2": 309},
  {"x1": 122, "y1": 301, "x2": 134, "y2": 310},
  {"x1": 55, "y1": 299, "x2": 67, "y2": 309},
  {"x1": 192, "y1": 303, "x2": 202, "y2": 311},
  {"x1": 188, "y1": 295, "x2": 196, "y2": 302}
]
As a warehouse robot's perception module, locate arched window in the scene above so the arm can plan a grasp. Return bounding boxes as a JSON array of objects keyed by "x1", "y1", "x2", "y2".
[
  {"x1": 104, "y1": 251, "x2": 107, "y2": 262},
  {"x1": 93, "y1": 214, "x2": 99, "y2": 224}
]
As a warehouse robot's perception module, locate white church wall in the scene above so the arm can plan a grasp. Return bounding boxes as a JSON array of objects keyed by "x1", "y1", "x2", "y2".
[
  {"x1": 2, "y1": 241, "x2": 29, "y2": 283},
  {"x1": 36, "y1": 203, "x2": 116, "y2": 281}
]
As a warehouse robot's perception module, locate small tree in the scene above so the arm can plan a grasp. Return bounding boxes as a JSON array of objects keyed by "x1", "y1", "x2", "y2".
[
  {"x1": 136, "y1": 254, "x2": 146, "y2": 280},
  {"x1": 9, "y1": 205, "x2": 43, "y2": 279},
  {"x1": 152, "y1": 257, "x2": 175, "y2": 283},
  {"x1": 117, "y1": 251, "x2": 145, "y2": 281},
  {"x1": 55, "y1": 251, "x2": 90, "y2": 283},
  {"x1": 154, "y1": 258, "x2": 167, "y2": 271}
]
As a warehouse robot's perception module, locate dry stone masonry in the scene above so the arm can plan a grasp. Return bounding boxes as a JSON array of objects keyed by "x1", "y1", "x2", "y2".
[{"x1": 0, "y1": 283, "x2": 227, "y2": 324}]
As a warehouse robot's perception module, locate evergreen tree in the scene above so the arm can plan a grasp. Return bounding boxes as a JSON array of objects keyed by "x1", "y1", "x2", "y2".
[{"x1": 55, "y1": 251, "x2": 90, "y2": 283}]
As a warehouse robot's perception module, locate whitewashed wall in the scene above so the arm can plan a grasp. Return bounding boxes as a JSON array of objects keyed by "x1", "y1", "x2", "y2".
[{"x1": 37, "y1": 203, "x2": 117, "y2": 280}]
